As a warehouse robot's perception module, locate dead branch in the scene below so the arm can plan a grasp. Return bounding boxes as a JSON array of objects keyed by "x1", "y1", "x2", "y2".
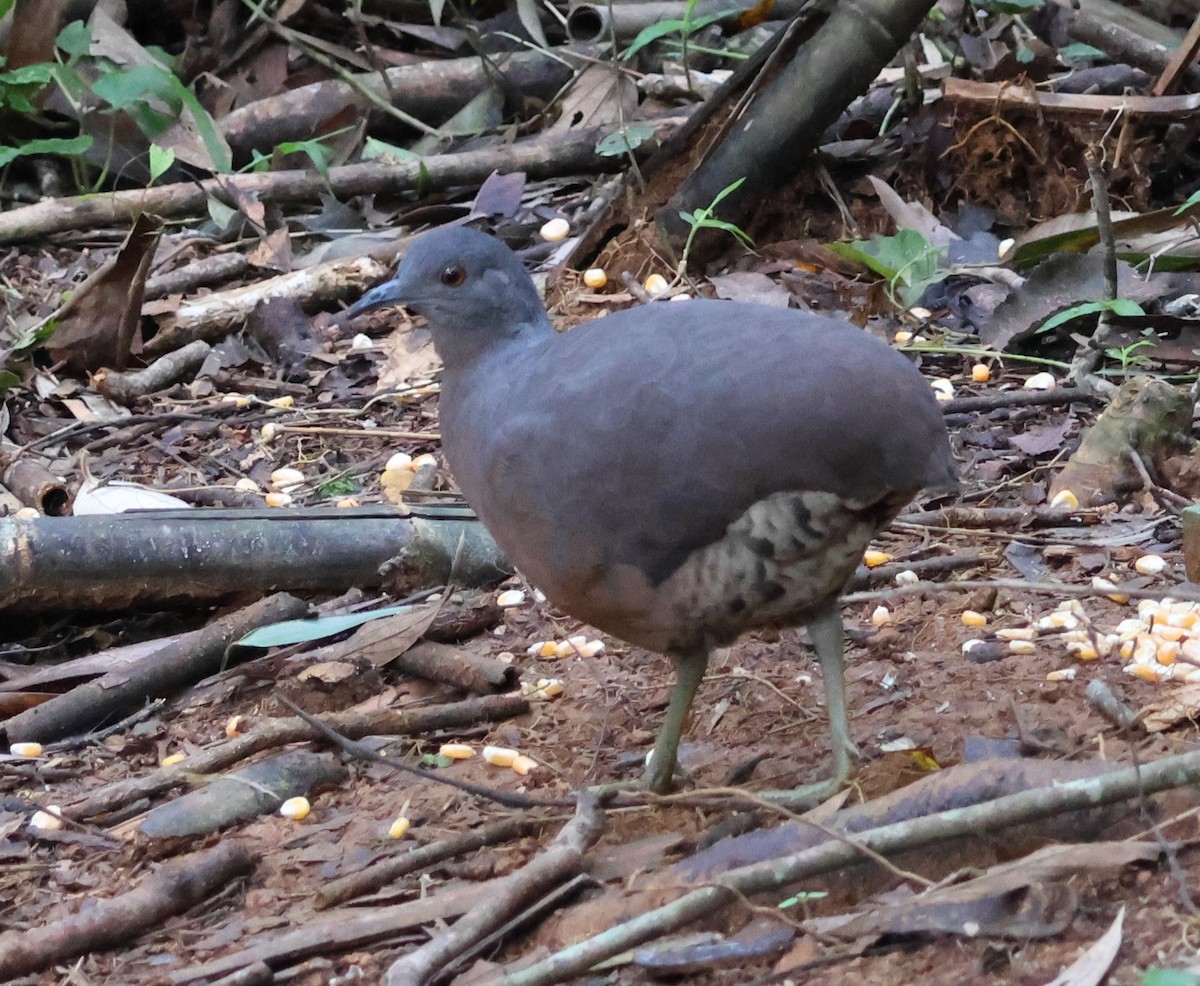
[
  {"x1": 484, "y1": 750, "x2": 1200, "y2": 986},
  {"x1": 3, "y1": 593, "x2": 310, "y2": 745},
  {"x1": 0, "y1": 120, "x2": 683, "y2": 246},
  {"x1": 93, "y1": 340, "x2": 213, "y2": 404},
  {"x1": 316, "y1": 815, "x2": 550, "y2": 909},
  {"x1": 0, "y1": 842, "x2": 256, "y2": 980},
  {"x1": 66, "y1": 694, "x2": 534, "y2": 822},
  {"x1": 0, "y1": 506, "x2": 510, "y2": 614},
  {"x1": 384, "y1": 792, "x2": 606, "y2": 985}
]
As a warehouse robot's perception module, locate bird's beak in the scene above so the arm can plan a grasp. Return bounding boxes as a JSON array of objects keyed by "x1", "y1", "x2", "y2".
[{"x1": 347, "y1": 277, "x2": 409, "y2": 319}]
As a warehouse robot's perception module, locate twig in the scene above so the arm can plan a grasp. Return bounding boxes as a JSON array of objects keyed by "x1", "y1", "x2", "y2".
[{"x1": 384, "y1": 791, "x2": 607, "y2": 985}]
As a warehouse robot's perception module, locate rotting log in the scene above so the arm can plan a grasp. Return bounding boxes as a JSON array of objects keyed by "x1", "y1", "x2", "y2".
[{"x1": 0, "y1": 503, "x2": 510, "y2": 614}]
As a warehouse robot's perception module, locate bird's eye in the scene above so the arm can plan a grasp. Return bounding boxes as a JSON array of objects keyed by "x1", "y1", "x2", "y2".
[{"x1": 441, "y1": 264, "x2": 466, "y2": 287}]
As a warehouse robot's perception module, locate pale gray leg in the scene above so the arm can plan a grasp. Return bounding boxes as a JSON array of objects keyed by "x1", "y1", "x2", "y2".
[
  {"x1": 643, "y1": 651, "x2": 709, "y2": 793},
  {"x1": 766, "y1": 604, "x2": 859, "y2": 807}
]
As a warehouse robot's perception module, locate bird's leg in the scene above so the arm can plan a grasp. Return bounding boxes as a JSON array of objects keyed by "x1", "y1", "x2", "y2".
[
  {"x1": 643, "y1": 650, "x2": 709, "y2": 793},
  {"x1": 765, "y1": 604, "x2": 858, "y2": 808}
]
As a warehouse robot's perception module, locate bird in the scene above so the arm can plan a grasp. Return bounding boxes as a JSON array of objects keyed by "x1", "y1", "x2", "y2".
[{"x1": 349, "y1": 226, "x2": 956, "y2": 802}]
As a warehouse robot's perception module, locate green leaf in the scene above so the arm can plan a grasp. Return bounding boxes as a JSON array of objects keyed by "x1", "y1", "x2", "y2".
[
  {"x1": 779, "y1": 890, "x2": 827, "y2": 908},
  {"x1": 0, "y1": 369, "x2": 21, "y2": 395},
  {"x1": 1037, "y1": 298, "x2": 1145, "y2": 334},
  {"x1": 0, "y1": 134, "x2": 93, "y2": 167},
  {"x1": 1058, "y1": 42, "x2": 1104, "y2": 62},
  {"x1": 91, "y1": 64, "x2": 179, "y2": 112},
  {"x1": 1175, "y1": 189, "x2": 1200, "y2": 216},
  {"x1": 236, "y1": 603, "x2": 426, "y2": 648},
  {"x1": 55, "y1": 19, "x2": 93, "y2": 58},
  {"x1": 1143, "y1": 970, "x2": 1200, "y2": 986},
  {"x1": 595, "y1": 122, "x2": 658, "y2": 157},
  {"x1": 0, "y1": 0, "x2": 15, "y2": 20},
  {"x1": 622, "y1": 8, "x2": 733, "y2": 58},
  {"x1": 148, "y1": 143, "x2": 175, "y2": 183},
  {"x1": 420, "y1": 753, "x2": 455, "y2": 769}
]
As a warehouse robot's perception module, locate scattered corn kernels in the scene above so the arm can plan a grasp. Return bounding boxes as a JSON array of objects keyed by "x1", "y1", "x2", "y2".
[
  {"x1": 961, "y1": 610, "x2": 987, "y2": 628},
  {"x1": 863, "y1": 550, "x2": 892, "y2": 568},
  {"x1": 511, "y1": 755, "x2": 537, "y2": 776},
  {"x1": 1135, "y1": 555, "x2": 1168, "y2": 576},
  {"x1": 350, "y1": 333, "x2": 374, "y2": 350},
  {"x1": 496, "y1": 589, "x2": 526, "y2": 608},
  {"x1": 540, "y1": 218, "x2": 570, "y2": 242},
  {"x1": 1008, "y1": 640, "x2": 1036, "y2": 655},
  {"x1": 386, "y1": 452, "x2": 413, "y2": 471},
  {"x1": 895, "y1": 570, "x2": 919, "y2": 586},
  {"x1": 412, "y1": 453, "x2": 438, "y2": 470},
  {"x1": 439, "y1": 743, "x2": 475, "y2": 760},
  {"x1": 894, "y1": 331, "x2": 914, "y2": 345},
  {"x1": 871, "y1": 605, "x2": 891, "y2": 627},
  {"x1": 579, "y1": 640, "x2": 605, "y2": 657},
  {"x1": 1046, "y1": 668, "x2": 1077, "y2": 682},
  {"x1": 583, "y1": 268, "x2": 608, "y2": 289},
  {"x1": 1024, "y1": 372, "x2": 1057, "y2": 390},
  {"x1": 644, "y1": 273, "x2": 669, "y2": 295},
  {"x1": 225, "y1": 716, "x2": 245, "y2": 738},
  {"x1": 1127, "y1": 664, "x2": 1160, "y2": 682},
  {"x1": 9, "y1": 742, "x2": 42, "y2": 758},
  {"x1": 971, "y1": 363, "x2": 991, "y2": 383},
  {"x1": 1157, "y1": 642, "x2": 1181, "y2": 665},
  {"x1": 1066, "y1": 641, "x2": 1099, "y2": 661},
  {"x1": 234, "y1": 478, "x2": 262, "y2": 493},
  {"x1": 264, "y1": 492, "x2": 293, "y2": 507},
  {"x1": 483, "y1": 746, "x2": 519, "y2": 768},
  {"x1": 260, "y1": 423, "x2": 278, "y2": 442},
  {"x1": 389, "y1": 815, "x2": 411, "y2": 840},
  {"x1": 267, "y1": 395, "x2": 294, "y2": 408},
  {"x1": 336, "y1": 498, "x2": 360, "y2": 508},
  {"x1": 280, "y1": 797, "x2": 310, "y2": 820},
  {"x1": 161, "y1": 753, "x2": 186, "y2": 767}
]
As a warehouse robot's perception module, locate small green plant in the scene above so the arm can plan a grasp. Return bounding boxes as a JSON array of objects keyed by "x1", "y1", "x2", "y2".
[
  {"x1": 1104, "y1": 337, "x2": 1156, "y2": 373},
  {"x1": 678, "y1": 176, "x2": 754, "y2": 271},
  {"x1": 1036, "y1": 298, "x2": 1146, "y2": 336},
  {"x1": 622, "y1": 0, "x2": 737, "y2": 62}
]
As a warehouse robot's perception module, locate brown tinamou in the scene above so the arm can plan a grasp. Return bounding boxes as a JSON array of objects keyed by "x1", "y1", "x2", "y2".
[{"x1": 349, "y1": 226, "x2": 956, "y2": 801}]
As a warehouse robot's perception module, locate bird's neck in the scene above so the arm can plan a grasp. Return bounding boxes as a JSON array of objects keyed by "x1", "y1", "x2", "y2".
[{"x1": 432, "y1": 308, "x2": 555, "y2": 371}]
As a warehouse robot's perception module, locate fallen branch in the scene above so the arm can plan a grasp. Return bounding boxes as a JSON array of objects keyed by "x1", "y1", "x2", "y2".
[
  {"x1": 483, "y1": 750, "x2": 1200, "y2": 986},
  {"x1": 385, "y1": 792, "x2": 606, "y2": 985},
  {"x1": 0, "y1": 842, "x2": 256, "y2": 980},
  {"x1": 67, "y1": 693, "x2": 533, "y2": 821}
]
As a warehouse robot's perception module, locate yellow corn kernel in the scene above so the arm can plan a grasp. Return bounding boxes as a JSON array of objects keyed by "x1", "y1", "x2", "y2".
[
  {"x1": 871, "y1": 606, "x2": 891, "y2": 626},
  {"x1": 540, "y1": 218, "x2": 570, "y2": 242},
  {"x1": 161, "y1": 753, "x2": 186, "y2": 767},
  {"x1": 280, "y1": 797, "x2": 310, "y2": 820},
  {"x1": 996, "y1": 627, "x2": 1036, "y2": 641},
  {"x1": 1024, "y1": 372, "x2": 1057, "y2": 390},
  {"x1": 270, "y1": 467, "x2": 304, "y2": 489},
  {"x1": 537, "y1": 641, "x2": 558, "y2": 659},
  {"x1": 439, "y1": 743, "x2": 475, "y2": 760},
  {"x1": 1127, "y1": 664, "x2": 1160, "y2": 682},
  {"x1": 894, "y1": 331, "x2": 914, "y2": 345},
  {"x1": 389, "y1": 816, "x2": 411, "y2": 840},
  {"x1": 264, "y1": 492, "x2": 293, "y2": 507},
  {"x1": 1119, "y1": 639, "x2": 1135, "y2": 660},
  {"x1": 1008, "y1": 640, "x2": 1036, "y2": 655},
  {"x1": 1135, "y1": 555, "x2": 1167, "y2": 576},
  {"x1": 225, "y1": 716, "x2": 245, "y2": 738},
  {"x1": 511, "y1": 755, "x2": 538, "y2": 776},
  {"x1": 1157, "y1": 642, "x2": 1181, "y2": 665},
  {"x1": 1092, "y1": 576, "x2": 1128, "y2": 604},
  {"x1": 385, "y1": 452, "x2": 413, "y2": 471},
  {"x1": 260, "y1": 423, "x2": 278, "y2": 442},
  {"x1": 1132, "y1": 634, "x2": 1158, "y2": 664},
  {"x1": 971, "y1": 363, "x2": 991, "y2": 383},
  {"x1": 267, "y1": 395, "x2": 294, "y2": 408},
  {"x1": 579, "y1": 639, "x2": 606, "y2": 657},
  {"x1": 930, "y1": 379, "x2": 955, "y2": 401},
  {"x1": 496, "y1": 589, "x2": 526, "y2": 608},
  {"x1": 483, "y1": 746, "x2": 519, "y2": 768},
  {"x1": 1049, "y1": 489, "x2": 1079, "y2": 509},
  {"x1": 961, "y1": 610, "x2": 987, "y2": 628},
  {"x1": 9, "y1": 742, "x2": 42, "y2": 758},
  {"x1": 1066, "y1": 641, "x2": 1098, "y2": 661},
  {"x1": 1046, "y1": 668, "x2": 1077, "y2": 681},
  {"x1": 583, "y1": 268, "x2": 607, "y2": 289},
  {"x1": 1153, "y1": 624, "x2": 1186, "y2": 642},
  {"x1": 643, "y1": 273, "x2": 669, "y2": 295},
  {"x1": 863, "y1": 550, "x2": 892, "y2": 568},
  {"x1": 336, "y1": 498, "x2": 360, "y2": 508}
]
